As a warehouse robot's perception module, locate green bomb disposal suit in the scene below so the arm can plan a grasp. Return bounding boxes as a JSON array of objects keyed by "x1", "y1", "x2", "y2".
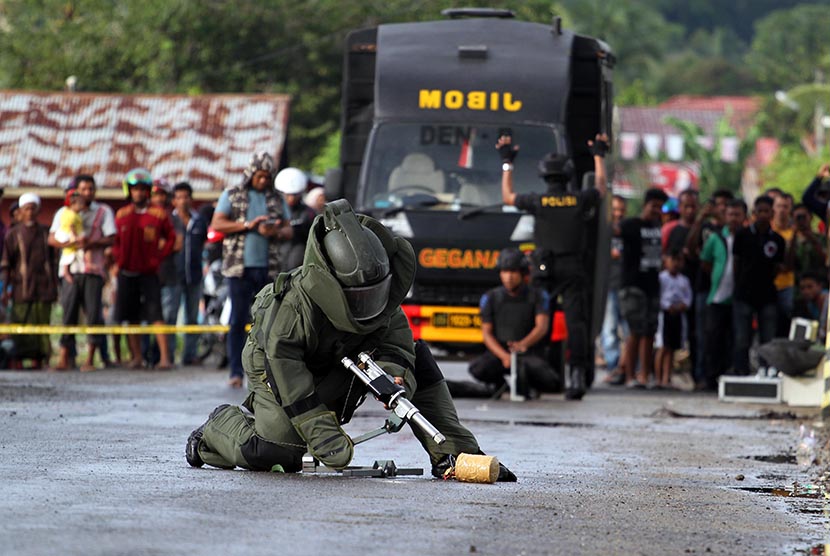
[{"x1": 193, "y1": 201, "x2": 480, "y2": 472}]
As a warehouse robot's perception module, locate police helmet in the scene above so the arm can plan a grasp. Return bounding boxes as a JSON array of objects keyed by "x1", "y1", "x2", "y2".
[
  {"x1": 122, "y1": 168, "x2": 153, "y2": 198},
  {"x1": 496, "y1": 248, "x2": 528, "y2": 273},
  {"x1": 537, "y1": 153, "x2": 574, "y2": 183},
  {"x1": 275, "y1": 167, "x2": 307, "y2": 195},
  {"x1": 322, "y1": 200, "x2": 392, "y2": 321}
]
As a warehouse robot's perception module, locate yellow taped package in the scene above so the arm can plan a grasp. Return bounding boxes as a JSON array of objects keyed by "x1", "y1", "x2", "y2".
[{"x1": 454, "y1": 453, "x2": 500, "y2": 484}]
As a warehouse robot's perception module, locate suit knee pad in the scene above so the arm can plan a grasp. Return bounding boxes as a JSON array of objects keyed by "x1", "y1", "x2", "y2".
[{"x1": 240, "y1": 435, "x2": 304, "y2": 472}]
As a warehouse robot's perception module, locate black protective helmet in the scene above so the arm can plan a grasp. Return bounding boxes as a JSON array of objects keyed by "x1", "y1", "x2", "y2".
[
  {"x1": 322, "y1": 200, "x2": 392, "y2": 321},
  {"x1": 496, "y1": 248, "x2": 528, "y2": 273},
  {"x1": 537, "y1": 153, "x2": 574, "y2": 183}
]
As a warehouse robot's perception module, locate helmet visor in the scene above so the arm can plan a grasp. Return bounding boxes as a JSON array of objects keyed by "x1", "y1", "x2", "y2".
[{"x1": 342, "y1": 273, "x2": 392, "y2": 321}]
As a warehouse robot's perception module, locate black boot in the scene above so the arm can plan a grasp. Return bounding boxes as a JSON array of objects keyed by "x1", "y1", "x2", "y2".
[
  {"x1": 186, "y1": 404, "x2": 230, "y2": 468},
  {"x1": 495, "y1": 460, "x2": 517, "y2": 482},
  {"x1": 565, "y1": 366, "x2": 586, "y2": 400},
  {"x1": 431, "y1": 454, "x2": 456, "y2": 479}
]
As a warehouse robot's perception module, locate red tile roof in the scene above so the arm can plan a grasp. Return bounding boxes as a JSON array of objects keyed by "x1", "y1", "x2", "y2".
[
  {"x1": 658, "y1": 95, "x2": 761, "y2": 113},
  {"x1": 620, "y1": 95, "x2": 761, "y2": 138},
  {"x1": 0, "y1": 91, "x2": 290, "y2": 193}
]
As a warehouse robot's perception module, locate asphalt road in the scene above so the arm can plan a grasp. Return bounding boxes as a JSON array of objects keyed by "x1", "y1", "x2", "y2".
[{"x1": 0, "y1": 361, "x2": 826, "y2": 556}]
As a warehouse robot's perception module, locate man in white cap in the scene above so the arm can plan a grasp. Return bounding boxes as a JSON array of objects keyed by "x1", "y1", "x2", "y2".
[
  {"x1": 0, "y1": 193, "x2": 58, "y2": 369},
  {"x1": 275, "y1": 167, "x2": 316, "y2": 271}
]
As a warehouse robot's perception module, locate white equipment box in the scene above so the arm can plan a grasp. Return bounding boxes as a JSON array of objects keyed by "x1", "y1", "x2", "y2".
[
  {"x1": 718, "y1": 375, "x2": 782, "y2": 404},
  {"x1": 781, "y1": 370, "x2": 823, "y2": 407}
]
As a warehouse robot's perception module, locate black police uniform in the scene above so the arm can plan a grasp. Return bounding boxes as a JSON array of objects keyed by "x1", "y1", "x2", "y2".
[
  {"x1": 468, "y1": 283, "x2": 559, "y2": 393},
  {"x1": 514, "y1": 188, "x2": 601, "y2": 381}
]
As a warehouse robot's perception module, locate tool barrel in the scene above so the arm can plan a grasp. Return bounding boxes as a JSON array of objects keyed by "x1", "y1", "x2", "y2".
[{"x1": 408, "y1": 409, "x2": 446, "y2": 445}]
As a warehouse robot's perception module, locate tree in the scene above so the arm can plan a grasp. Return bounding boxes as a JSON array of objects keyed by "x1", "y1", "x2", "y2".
[
  {"x1": 762, "y1": 144, "x2": 830, "y2": 198},
  {"x1": 310, "y1": 131, "x2": 340, "y2": 177},
  {"x1": 642, "y1": 0, "x2": 830, "y2": 43},
  {"x1": 652, "y1": 54, "x2": 758, "y2": 98},
  {"x1": 557, "y1": 0, "x2": 681, "y2": 90},
  {"x1": 746, "y1": 5, "x2": 830, "y2": 91},
  {"x1": 663, "y1": 115, "x2": 759, "y2": 199}
]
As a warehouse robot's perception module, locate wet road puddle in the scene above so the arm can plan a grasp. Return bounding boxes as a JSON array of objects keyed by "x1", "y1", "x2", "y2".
[
  {"x1": 463, "y1": 417, "x2": 594, "y2": 429},
  {"x1": 651, "y1": 406, "x2": 798, "y2": 420},
  {"x1": 743, "y1": 454, "x2": 797, "y2": 464},
  {"x1": 0, "y1": 383, "x2": 60, "y2": 401},
  {"x1": 733, "y1": 485, "x2": 822, "y2": 499}
]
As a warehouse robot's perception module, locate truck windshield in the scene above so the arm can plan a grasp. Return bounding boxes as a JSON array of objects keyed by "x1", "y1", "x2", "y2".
[{"x1": 360, "y1": 123, "x2": 565, "y2": 210}]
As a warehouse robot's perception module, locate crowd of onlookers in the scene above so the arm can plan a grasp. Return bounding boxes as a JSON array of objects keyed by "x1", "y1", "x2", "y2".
[
  {"x1": 601, "y1": 163, "x2": 830, "y2": 391},
  {"x1": 4, "y1": 151, "x2": 829, "y2": 397},
  {"x1": 0, "y1": 151, "x2": 326, "y2": 384}
]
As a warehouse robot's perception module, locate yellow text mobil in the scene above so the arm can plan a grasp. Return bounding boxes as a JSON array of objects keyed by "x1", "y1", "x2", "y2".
[
  {"x1": 418, "y1": 90, "x2": 522, "y2": 112},
  {"x1": 418, "y1": 248, "x2": 500, "y2": 269}
]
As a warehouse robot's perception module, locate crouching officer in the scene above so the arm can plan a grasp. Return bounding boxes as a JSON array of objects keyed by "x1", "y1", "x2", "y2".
[
  {"x1": 468, "y1": 248, "x2": 559, "y2": 396},
  {"x1": 498, "y1": 133, "x2": 609, "y2": 400},
  {"x1": 185, "y1": 199, "x2": 516, "y2": 481}
]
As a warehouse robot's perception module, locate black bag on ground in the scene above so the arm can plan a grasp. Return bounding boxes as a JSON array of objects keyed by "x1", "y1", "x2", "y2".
[{"x1": 756, "y1": 338, "x2": 824, "y2": 377}]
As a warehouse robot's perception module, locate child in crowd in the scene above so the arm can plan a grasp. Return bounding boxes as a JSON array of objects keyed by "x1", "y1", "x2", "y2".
[
  {"x1": 54, "y1": 189, "x2": 89, "y2": 282},
  {"x1": 655, "y1": 249, "x2": 692, "y2": 389}
]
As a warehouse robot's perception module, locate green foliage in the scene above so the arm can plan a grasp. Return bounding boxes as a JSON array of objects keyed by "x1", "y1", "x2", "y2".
[
  {"x1": 310, "y1": 131, "x2": 341, "y2": 176},
  {"x1": 616, "y1": 80, "x2": 658, "y2": 107},
  {"x1": 664, "y1": 115, "x2": 759, "y2": 199},
  {"x1": 558, "y1": 0, "x2": 681, "y2": 88},
  {"x1": 762, "y1": 144, "x2": 830, "y2": 196},
  {"x1": 3, "y1": 0, "x2": 829, "y2": 170},
  {"x1": 653, "y1": 54, "x2": 759, "y2": 98},
  {"x1": 747, "y1": 4, "x2": 830, "y2": 91},
  {"x1": 641, "y1": 0, "x2": 830, "y2": 43},
  {"x1": 755, "y1": 95, "x2": 803, "y2": 146}
]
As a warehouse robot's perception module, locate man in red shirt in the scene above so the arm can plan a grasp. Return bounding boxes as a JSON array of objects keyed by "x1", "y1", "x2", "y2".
[{"x1": 113, "y1": 168, "x2": 177, "y2": 370}]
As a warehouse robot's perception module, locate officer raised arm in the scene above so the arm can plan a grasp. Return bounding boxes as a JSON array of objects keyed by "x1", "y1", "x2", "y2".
[
  {"x1": 496, "y1": 133, "x2": 609, "y2": 400},
  {"x1": 499, "y1": 133, "x2": 608, "y2": 206}
]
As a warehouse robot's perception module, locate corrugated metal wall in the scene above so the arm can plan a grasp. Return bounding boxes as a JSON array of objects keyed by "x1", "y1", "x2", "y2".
[{"x1": 0, "y1": 92, "x2": 291, "y2": 192}]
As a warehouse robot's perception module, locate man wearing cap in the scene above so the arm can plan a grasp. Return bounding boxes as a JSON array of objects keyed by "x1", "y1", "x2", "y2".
[
  {"x1": 114, "y1": 169, "x2": 177, "y2": 370},
  {"x1": 185, "y1": 199, "x2": 516, "y2": 481},
  {"x1": 464, "y1": 248, "x2": 557, "y2": 397},
  {"x1": 274, "y1": 167, "x2": 316, "y2": 272},
  {"x1": 211, "y1": 151, "x2": 293, "y2": 388},
  {"x1": 498, "y1": 133, "x2": 609, "y2": 400},
  {"x1": 1, "y1": 193, "x2": 58, "y2": 369},
  {"x1": 49, "y1": 174, "x2": 116, "y2": 371}
]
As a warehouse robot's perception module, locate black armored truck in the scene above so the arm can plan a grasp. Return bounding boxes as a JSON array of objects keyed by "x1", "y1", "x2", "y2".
[{"x1": 326, "y1": 8, "x2": 614, "y2": 348}]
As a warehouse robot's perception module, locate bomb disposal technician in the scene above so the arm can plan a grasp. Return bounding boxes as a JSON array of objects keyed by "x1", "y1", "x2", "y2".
[
  {"x1": 498, "y1": 133, "x2": 609, "y2": 401},
  {"x1": 185, "y1": 200, "x2": 515, "y2": 481}
]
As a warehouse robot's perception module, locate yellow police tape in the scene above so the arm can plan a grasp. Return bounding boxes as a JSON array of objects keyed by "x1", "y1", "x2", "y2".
[{"x1": 0, "y1": 324, "x2": 238, "y2": 335}]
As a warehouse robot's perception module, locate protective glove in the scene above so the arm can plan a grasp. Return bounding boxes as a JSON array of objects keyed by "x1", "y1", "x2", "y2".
[
  {"x1": 589, "y1": 137, "x2": 609, "y2": 158},
  {"x1": 497, "y1": 142, "x2": 518, "y2": 163},
  {"x1": 291, "y1": 409, "x2": 354, "y2": 469}
]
